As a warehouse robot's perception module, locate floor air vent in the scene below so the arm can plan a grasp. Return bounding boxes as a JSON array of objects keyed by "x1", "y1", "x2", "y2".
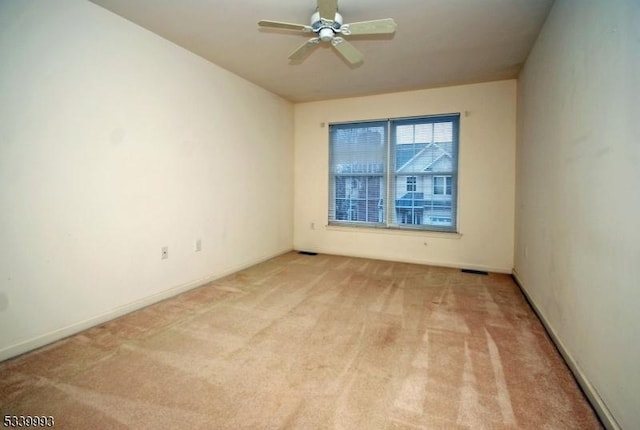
[{"x1": 461, "y1": 268, "x2": 488, "y2": 275}]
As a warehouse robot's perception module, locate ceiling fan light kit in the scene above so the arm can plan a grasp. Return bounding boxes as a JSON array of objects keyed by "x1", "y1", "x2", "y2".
[{"x1": 258, "y1": 0, "x2": 396, "y2": 65}]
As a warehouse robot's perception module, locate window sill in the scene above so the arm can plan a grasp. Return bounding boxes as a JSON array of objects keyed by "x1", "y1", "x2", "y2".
[{"x1": 325, "y1": 224, "x2": 462, "y2": 239}]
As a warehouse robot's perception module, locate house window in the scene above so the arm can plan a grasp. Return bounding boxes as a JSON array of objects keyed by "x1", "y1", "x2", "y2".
[
  {"x1": 406, "y1": 176, "x2": 417, "y2": 192},
  {"x1": 433, "y1": 175, "x2": 452, "y2": 195},
  {"x1": 328, "y1": 114, "x2": 459, "y2": 232}
]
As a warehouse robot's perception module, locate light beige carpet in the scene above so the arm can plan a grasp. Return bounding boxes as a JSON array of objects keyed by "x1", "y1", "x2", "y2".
[{"x1": 0, "y1": 252, "x2": 601, "y2": 429}]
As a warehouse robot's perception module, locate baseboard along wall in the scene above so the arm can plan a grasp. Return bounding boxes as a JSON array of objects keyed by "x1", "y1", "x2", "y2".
[
  {"x1": 511, "y1": 270, "x2": 620, "y2": 430},
  {"x1": 0, "y1": 248, "x2": 293, "y2": 362}
]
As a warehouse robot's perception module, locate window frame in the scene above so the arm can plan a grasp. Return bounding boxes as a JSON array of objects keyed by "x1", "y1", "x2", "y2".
[{"x1": 328, "y1": 113, "x2": 460, "y2": 233}]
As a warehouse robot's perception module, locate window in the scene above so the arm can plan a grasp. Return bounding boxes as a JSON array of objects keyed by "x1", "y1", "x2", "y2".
[
  {"x1": 406, "y1": 176, "x2": 417, "y2": 192},
  {"x1": 433, "y1": 175, "x2": 452, "y2": 195},
  {"x1": 329, "y1": 114, "x2": 459, "y2": 232}
]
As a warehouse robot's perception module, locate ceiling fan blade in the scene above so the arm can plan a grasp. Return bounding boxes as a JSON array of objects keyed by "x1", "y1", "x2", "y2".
[
  {"x1": 341, "y1": 18, "x2": 397, "y2": 36},
  {"x1": 331, "y1": 37, "x2": 364, "y2": 65},
  {"x1": 289, "y1": 38, "x2": 321, "y2": 62},
  {"x1": 258, "y1": 20, "x2": 311, "y2": 32},
  {"x1": 317, "y1": 0, "x2": 338, "y2": 20}
]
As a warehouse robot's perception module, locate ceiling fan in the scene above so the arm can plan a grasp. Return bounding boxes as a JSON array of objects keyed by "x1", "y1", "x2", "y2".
[{"x1": 258, "y1": 0, "x2": 397, "y2": 65}]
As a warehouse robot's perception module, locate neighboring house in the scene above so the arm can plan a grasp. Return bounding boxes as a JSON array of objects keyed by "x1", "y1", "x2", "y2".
[{"x1": 395, "y1": 142, "x2": 454, "y2": 226}]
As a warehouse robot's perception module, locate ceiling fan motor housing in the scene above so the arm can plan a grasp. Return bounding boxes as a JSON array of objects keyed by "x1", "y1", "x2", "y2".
[{"x1": 311, "y1": 11, "x2": 343, "y2": 42}]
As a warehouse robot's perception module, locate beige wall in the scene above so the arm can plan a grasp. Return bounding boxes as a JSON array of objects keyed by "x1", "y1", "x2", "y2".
[
  {"x1": 514, "y1": 0, "x2": 640, "y2": 428},
  {"x1": 294, "y1": 81, "x2": 516, "y2": 272},
  {"x1": 0, "y1": 0, "x2": 293, "y2": 360}
]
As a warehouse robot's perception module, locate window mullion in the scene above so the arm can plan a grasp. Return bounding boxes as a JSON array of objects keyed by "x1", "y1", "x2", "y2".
[{"x1": 385, "y1": 120, "x2": 394, "y2": 227}]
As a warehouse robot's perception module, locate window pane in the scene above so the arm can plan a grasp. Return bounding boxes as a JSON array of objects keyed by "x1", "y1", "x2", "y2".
[
  {"x1": 393, "y1": 116, "x2": 458, "y2": 230},
  {"x1": 434, "y1": 176, "x2": 444, "y2": 194},
  {"x1": 434, "y1": 122, "x2": 453, "y2": 142},
  {"x1": 331, "y1": 126, "x2": 386, "y2": 174},
  {"x1": 332, "y1": 176, "x2": 383, "y2": 222},
  {"x1": 329, "y1": 122, "x2": 387, "y2": 224},
  {"x1": 396, "y1": 125, "x2": 414, "y2": 145},
  {"x1": 414, "y1": 123, "x2": 433, "y2": 143}
]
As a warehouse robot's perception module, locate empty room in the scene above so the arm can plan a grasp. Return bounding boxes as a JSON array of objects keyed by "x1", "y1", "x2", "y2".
[{"x1": 0, "y1": 0, "x2": 638, "y2": 428}]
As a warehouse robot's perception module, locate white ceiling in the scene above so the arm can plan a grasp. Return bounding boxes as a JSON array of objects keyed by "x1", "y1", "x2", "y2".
[{"x1": 89, "y1": 0, "x2": 554, "y2": 103}]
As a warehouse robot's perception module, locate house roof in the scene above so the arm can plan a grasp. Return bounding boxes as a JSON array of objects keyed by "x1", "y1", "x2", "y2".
[{"x1": 396, "y1": 143, "x2": 453, "y2": 174}]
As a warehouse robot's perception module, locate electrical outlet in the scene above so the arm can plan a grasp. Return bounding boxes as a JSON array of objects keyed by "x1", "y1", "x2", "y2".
[
  {"x1": 195, "y1": 239, "x2": 202, "y2": 252},
  {"x1": 161, "y1": 246, "x2": 168, "y2": 260}
]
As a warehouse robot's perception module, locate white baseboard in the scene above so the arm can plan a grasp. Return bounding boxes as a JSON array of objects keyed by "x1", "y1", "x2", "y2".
[
  {"x1": 0, "y1": 248, "x2": 293, "y2": 362},
  {"x1": 512, "y1": 269, "x2": 620, "y2": 430},
  {"x1": 297, "y1": 247, "x2": 512, "y2": 274}
]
